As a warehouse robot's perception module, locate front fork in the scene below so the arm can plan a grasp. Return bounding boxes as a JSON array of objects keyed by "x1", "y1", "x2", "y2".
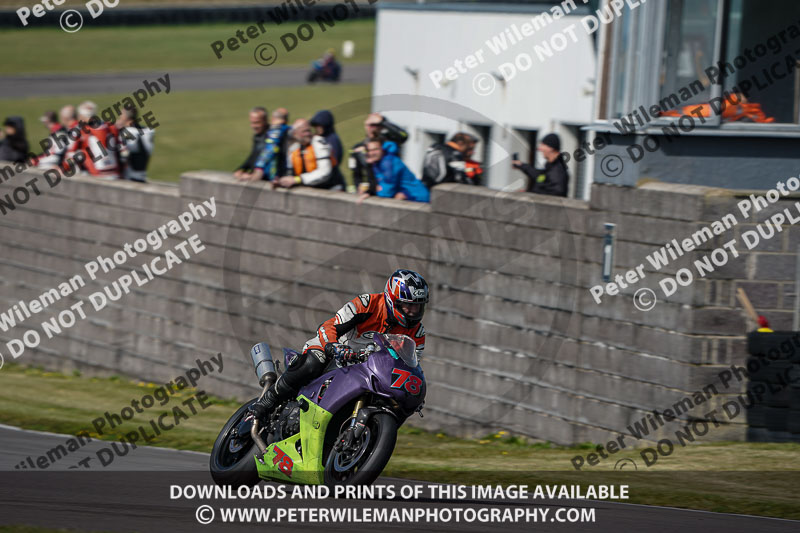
[{"x1": 333, "y1": 396, "x2": 389, "y2": 452}]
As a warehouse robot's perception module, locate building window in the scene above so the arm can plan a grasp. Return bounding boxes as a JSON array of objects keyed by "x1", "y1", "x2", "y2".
[
  {"x1": 512, "y1": 128, "x2": 538, "y2": 166},
  {"x1": 422, "y1": 130, "x2": 446, "y2": 149},
  {"x1": 466, "y1": 124, "x2": 491, "y2": 165},
  {"x1": 604, "y1": 0, "x2": 800, "y2": 127},
  {"x1": 721, "y1": 0, "x2": 800, "y2": 124},
  {"x1": 659, "y1": 0, "x2": 720, "y2": 107}
]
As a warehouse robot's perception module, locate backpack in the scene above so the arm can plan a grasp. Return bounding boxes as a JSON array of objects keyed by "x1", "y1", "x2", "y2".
[{"x1": 421, "y1": 144, "x2": 447, "y2": 188}]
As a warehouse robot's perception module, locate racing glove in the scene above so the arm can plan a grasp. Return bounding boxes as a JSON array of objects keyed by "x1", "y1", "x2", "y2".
[{"x1": 325, "y1": 342, "x2": 359, "y2": 367}]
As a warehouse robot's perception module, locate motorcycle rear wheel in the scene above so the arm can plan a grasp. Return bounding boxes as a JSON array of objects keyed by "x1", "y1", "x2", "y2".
[
  {"x1": 323, "y1": 412, "x2": 397, "y2": 486},
  {"x1": 210, "y1": 398, "x2": 262, "y2": 487}
]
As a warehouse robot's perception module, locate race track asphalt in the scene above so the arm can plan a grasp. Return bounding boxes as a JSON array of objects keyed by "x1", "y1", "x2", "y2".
[
  {"x1": 1, "y1": 425, "x2": 798, "y2": 533},
  {"x1": 0, "y1": 64, "x2": 374, "y2": 98}
]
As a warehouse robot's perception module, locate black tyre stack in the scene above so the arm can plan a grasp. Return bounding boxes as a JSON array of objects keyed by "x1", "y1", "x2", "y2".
[{"x1": 746, "y1": 331, "x2": 800, "y2": 442}]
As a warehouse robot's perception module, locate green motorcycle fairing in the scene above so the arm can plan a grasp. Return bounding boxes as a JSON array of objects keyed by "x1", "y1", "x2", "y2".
[{"x1": 254, "y1": 395, "x2": 333, "y2": 484}]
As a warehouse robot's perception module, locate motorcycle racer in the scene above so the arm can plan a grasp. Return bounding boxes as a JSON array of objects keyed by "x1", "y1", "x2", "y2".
[{"x1": 249, "y1": 269, "x2": 428, "y2": 421}]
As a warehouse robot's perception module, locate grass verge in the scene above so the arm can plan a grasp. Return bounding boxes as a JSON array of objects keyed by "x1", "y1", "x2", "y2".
[
  {"x1": 0, "y1": 83, "x2": 372, "y2": 183},
  {"x1": 1, "y1": 363, "x2": 799, "y2": 518},
  {"x1": 0, "y1": 20, "x2": 374, "y2": 74}
]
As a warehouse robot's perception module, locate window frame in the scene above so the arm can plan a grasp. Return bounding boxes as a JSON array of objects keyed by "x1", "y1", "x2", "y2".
[{"x1": 601, "y1": 0, "x2": 800, "y2": 132}]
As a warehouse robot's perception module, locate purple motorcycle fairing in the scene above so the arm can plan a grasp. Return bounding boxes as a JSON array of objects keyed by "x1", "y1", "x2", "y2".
[{"x1": 297, "y1": 334, "x2": 425, "y2": 418}]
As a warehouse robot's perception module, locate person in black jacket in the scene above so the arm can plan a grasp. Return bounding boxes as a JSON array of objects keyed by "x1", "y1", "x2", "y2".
[
  {"x1": 349, "y1": 113, "x2": 408, "y2": 194},
  {"x1": 310, "y1": 109, "x2": 344, "y2": 186},
  {"x1": 512, "y1": 133, "x2": 569, "y2": 197},
  {"x1": 0, "y1": 116, "x2": 30, "y2": 163},
  {"x1": 233, "y1": 107, "x2": 269, "y2": 179}
]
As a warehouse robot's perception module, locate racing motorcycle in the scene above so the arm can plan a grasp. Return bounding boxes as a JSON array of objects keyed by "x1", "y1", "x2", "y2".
[{"x1": 210, "y1": 332, "x2": 425, "y2": 486}]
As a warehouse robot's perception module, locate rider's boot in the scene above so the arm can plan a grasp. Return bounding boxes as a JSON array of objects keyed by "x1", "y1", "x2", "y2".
[{"x1": 250, "y1": 349, "x2": 327, "y2": 421}]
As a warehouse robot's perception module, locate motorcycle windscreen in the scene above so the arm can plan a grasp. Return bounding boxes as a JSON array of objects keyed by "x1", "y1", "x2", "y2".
[{"x1": 384, "y1": 334, "x2": 418, "y2": 368}]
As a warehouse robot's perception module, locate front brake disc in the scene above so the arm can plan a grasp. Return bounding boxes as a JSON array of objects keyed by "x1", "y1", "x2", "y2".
[{"x1": 333, "y1": 428, "x2": 371, "y2": 472}]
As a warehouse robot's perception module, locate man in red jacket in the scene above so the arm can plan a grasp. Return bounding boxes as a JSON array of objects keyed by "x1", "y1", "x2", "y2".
[
  {"x1": 249, "y1": 269, "x2": 429, "y2": 421},
  {"x1": 67, "y1": 101, "x2": 121, "y2": 179}
]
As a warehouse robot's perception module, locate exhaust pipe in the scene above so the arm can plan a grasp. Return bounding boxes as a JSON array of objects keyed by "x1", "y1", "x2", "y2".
[
  {"x1": 250, "y1": 342, "x2": 277, "y2": 387},
  {"x1": 249, "y1": 343, "x2": 276, "y2": 460}
]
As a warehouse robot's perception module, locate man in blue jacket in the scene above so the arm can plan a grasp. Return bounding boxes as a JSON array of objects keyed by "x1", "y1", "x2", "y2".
[
  {"x1": 237, "y1": 108, "x2": 290, "y2": 182},
  {"x1": 360, "y1": 140, "x2": 429, "y2": 203}
]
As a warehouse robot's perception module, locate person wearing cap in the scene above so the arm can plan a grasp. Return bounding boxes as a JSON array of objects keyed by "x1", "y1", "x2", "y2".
[
  {"x1": 512, "y1": 133, "x2": 569, "y2": 197},
  {"x1": 310, "y1": 110, "x2": 344, "y2": 187},
  {"x1": 420, "y1": 132, "x2": 481, "y2": 189}
]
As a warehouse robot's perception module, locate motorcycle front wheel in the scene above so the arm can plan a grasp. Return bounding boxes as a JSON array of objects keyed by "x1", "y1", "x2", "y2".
[
  {"x1": 210, "y1": 398, "x2": 262, "y2": 487},
  {"x1": 323, "y1": 412, "x2": 397, "y2": 486}
]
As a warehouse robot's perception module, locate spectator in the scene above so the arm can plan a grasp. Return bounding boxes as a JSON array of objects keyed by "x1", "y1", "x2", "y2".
[
  {"x1": 421, "y1": 132, "x2": 481, "y2": 188},
  {"x1": 58, "y1": 105, "x2": 79, "y2": 163},
  {"x1": 59, "y1": 105, "x2": 78, "y2": 130},
  {"x1": 310, "y1": 110, "x2": 344, "y2": 186},
  {"x1": 273, "y1": 118, "x2": 343, "y2": 190},
  {"x1": 233, "y1": 107, "x2": 269, "y2": 179},
  {"x1": 241, "y1": 107, "x2": 292, "y2": 182},
  {"x1": 360, "y1": 139, "x2": 429, "y2": 203},
  {"x1": 68, "y1": 101, "x2": 120, "y2": 179},
  {"x1": 116, "y1": 107, "x2": 155, "y2": 183},
  {"x1": 350, "y1": 112, "x2": 408, "y2": 195},
  {"x1": 40, "y1": 110, "x2": 59, "y2": 131},
  {"x1": 36, "y1": 111, "x2": 70, "y2": 169},
  {"x1": 307, "y1": 48, "x2": 341, "y2": 83},
  {"x1": 0, "y1": 116, "x2": 30, "y2": 163},
  {"x1": 463, "y1": 143, "x2": 484, "y2": 186},
  {"x1": 512, "y1": 133, "x2": 569, "y2": 197}
]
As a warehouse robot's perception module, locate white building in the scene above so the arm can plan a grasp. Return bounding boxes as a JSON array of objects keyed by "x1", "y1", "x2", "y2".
[{"x1": 372, "y1": 1, "x2": 600, "y2": 198}]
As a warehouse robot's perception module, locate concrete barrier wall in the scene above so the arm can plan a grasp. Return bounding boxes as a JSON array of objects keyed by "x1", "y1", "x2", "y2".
[{"x1": 1, "y1": 166, "x2": 793, "y2": 445}]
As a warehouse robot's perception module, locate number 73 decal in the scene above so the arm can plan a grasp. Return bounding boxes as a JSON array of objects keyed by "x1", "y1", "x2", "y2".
[{"x1": 390, "y1": 368, "x2": 422, "y2": 395}]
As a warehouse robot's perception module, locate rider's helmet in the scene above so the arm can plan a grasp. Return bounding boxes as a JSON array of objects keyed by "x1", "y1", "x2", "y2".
[{"x1": 384, "y1": 269, "x2": 429, "y2": 328}]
